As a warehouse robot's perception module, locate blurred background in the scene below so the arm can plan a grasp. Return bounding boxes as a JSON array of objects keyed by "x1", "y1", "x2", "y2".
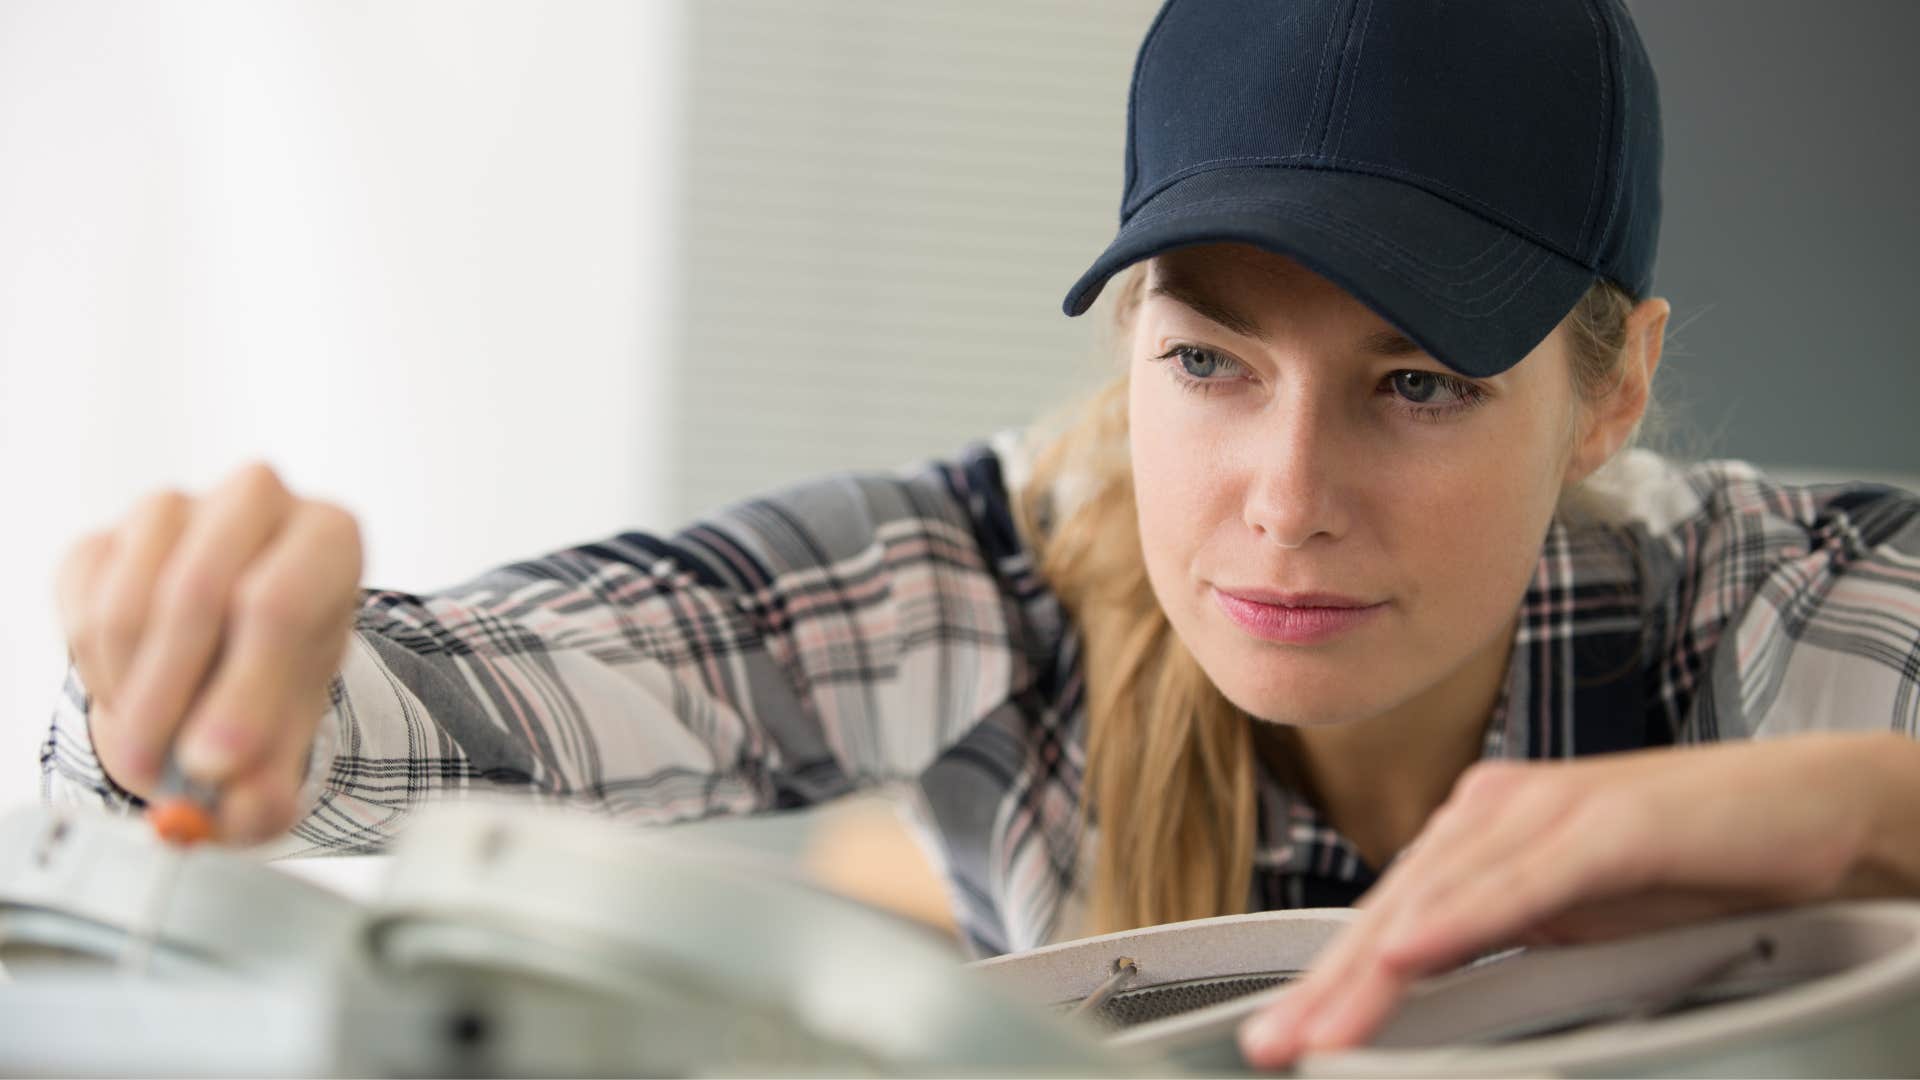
[{"x1": 1, "y1": 1, "x2": 1915, "y2": 884}]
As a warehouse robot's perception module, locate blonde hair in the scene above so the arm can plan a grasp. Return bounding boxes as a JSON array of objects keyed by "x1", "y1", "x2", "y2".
[{"x1": 1011, "y1": 264, "x2": 1645, "y2": 934}]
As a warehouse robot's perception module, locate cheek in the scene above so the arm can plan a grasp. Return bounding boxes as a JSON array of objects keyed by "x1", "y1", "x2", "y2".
[
  {"x1": 1398, "y1": 475, "x2": 1549, "y2": 620},
  {"x1": 1403, "y1": 414, "x2": 1563, "y2": 561},
  {"x1": 1128, "y1": 378, "x2": 1226, "y2": 594},
  {"x1": 1384, "y1": 421, "x2": 1569, "y2": 650}
]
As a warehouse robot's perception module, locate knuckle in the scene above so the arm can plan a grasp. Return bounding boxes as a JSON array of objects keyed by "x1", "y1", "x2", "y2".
[
  {"x1": 70, "y1": 527, "x2": 115, "y2": 559},
  {"x1": 88, "y1": 525, "x2": 116, "y2": 548},
  {"x1": 234, "y1": 573, "x2": 311, "y2": 632},
  {"x1": 230, "y1": 459, "x2": 286, "y2": 496},
  {"x1": 67, "y1": 635, "x2": 102, "y2": 686},
  {"x1": 157, "y1": 563, "x2": 225, "y2": 624},
  {"x1": 1452, "y1": 759, "x2": 1525, "y2": 807},
  {"x1": 56, "y1": 530, "x2": 113, "y2": 596},
  {"x1": 132, "y1": 488, "x2": 191, "y2": 524},
  {"x1": 307, "y1": 500, "x2": 363, "y2": 547},
  {"x1": 93, "y1": 589, "x2": 148, "y2": 652}
]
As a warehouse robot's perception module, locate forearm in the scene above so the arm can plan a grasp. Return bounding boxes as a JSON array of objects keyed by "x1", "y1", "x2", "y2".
[{"x1": 1841, "y1": 731, "x2": 1920, "y2": 899}]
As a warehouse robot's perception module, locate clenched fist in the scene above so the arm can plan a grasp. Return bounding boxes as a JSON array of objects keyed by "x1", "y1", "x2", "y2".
[{"x1": 53, "y1": 462, "x2": 364, "y2": 843}]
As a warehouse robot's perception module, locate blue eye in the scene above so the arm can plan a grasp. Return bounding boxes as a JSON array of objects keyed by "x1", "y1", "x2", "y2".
[
  {"x1": 1386, "y1": 369, "x2": 1488, "y2": 421},
  {"x1": 1155, "y1": 344, "x2": 1245, "y2": 395},
  {"x1": 1152, "y1": 345, "x2": 1244, "y2": 380},
  {"x1": 1391, "y1": 370, "x2": 1449, "y2": 404},
  {"x1": 1171, "y1": 344, "x2": 1228, "y2": 378}
]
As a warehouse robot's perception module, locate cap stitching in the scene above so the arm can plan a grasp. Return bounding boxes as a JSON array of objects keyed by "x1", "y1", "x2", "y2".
[
  {"x1": 1328, "y1": 0, "x2": 1377, "y2": 160},
  {"x1": 1125, "y1": 184, "x2": 1520, "y2": 280},
  {"x1": 1129, "y1": 154, "x2": 1330, "y2": 218},
  {"x1": 1118, "y1": 194, "x2": 1560, "y2": 316},
  {"x1": 1300, "y1": 0, "x2": 1348, "y2": 153},
  {"x1": 1123, "y1": 0, "x2": 1183, "y2": 215},
  {"x1": 1125, "y1": 157, "x2": 1594, "y2": 269},
  {"x1": 1123, "y1": 193, "x2": 1526, "y2": 289},
  {"x1": 1271, "y1": 201, "x2": 1560, "y2": 317},
  {"x1": 1590, "y1": 0, "x2": 1631, "y2": 269},
  {"x1": 1316, "y1": 0, "x2": 1366, "y2": 158},
  {"x1": 1575, "y1": 0, "x2": 1609, "y2": 250}
]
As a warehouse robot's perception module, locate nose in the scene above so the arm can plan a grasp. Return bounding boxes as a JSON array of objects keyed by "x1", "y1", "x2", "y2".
[{"x1": 1240, "y1": 394, "x2": 1350, "y2": 549}]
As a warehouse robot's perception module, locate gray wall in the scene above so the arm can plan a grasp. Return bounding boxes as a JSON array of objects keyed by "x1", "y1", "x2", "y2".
[
  {"x1": 666, "y1": 1, "x2": 1163, "y2": 525},
  {"x1": 1629, "y1": 1, "x2": 1919, "y2": 473}
]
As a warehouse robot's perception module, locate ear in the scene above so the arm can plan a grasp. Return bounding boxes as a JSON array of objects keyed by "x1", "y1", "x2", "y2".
[{"x1": 1564, "y1": 296, "x2": 1669, "y2": 486}]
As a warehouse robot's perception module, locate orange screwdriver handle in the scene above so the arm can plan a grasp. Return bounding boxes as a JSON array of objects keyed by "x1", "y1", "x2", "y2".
[
  {"x1": 146, "y1": 798, "x2": 216, "y2": 846},
  {"x1": 146, "y1": 756, "x2": 221, "y2": 846}
]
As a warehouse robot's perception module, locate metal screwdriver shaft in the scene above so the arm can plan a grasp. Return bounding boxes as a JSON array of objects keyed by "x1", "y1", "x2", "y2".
[{"x1": 122, "y1": 756, "x2": 220, "y2": 975}]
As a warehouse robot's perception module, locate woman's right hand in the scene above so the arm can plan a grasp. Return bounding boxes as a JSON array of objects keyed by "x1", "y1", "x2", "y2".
[{"x1": 53, "y1": 462, "x2": 365, "y2": 844}]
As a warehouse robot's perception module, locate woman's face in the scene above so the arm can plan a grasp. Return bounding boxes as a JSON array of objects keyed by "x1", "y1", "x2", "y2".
[{"x1": 1129, "y1": 243, "x2": 1584, "y2": 728}]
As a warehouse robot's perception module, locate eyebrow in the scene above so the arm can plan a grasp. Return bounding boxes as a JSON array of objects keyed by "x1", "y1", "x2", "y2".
[{"x1": 1147, "y1": 278, "x2": 1427, "y2": 358}]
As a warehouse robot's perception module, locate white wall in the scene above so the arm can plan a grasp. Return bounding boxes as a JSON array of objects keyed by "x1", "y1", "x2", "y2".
[{"x1": 0, "y1": 1, "x2": 682, "y2": 805}]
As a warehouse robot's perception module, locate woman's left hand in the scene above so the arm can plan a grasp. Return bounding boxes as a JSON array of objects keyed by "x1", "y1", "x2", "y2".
[{"x1": 1236, "y1": 731, "x2": 1919, "y2": 1068}]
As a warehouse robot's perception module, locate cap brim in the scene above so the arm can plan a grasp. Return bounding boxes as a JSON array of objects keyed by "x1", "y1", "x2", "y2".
[{"x1": 1062, "y1": 166, "x2": 1598, "y2": 378}]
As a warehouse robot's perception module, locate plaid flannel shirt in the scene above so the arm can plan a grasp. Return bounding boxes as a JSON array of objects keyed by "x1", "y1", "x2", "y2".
[{"x1": 41, "y1": 434, "x2": 1920, "y2": 956}]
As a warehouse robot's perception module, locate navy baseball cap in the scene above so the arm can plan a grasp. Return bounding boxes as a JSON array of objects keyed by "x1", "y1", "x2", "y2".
[{"x1": 1064, "y1": 0, "x2": 1662, "y2": 379}]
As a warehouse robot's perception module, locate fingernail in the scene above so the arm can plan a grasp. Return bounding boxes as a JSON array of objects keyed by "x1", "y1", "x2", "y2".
[{"x1": 1238, "y1": 1009, "x2": 1298, "y2": 1066}]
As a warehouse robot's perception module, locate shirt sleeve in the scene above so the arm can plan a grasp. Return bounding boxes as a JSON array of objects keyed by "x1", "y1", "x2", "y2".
[
  {"x1": 1648, "y1": 461, "x2": 1920, "y2": 742},
  {"x1": 39, "y1": 440, "x2": 1061, "y2": 855}
]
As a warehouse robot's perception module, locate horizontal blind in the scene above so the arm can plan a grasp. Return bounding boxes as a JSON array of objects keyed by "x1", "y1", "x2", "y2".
[{"x1": 668, "y1": 0, "x2": 1162, "y2": 523}]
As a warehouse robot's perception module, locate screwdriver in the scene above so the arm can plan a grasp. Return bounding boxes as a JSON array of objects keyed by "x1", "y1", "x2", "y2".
[
  {"x1": 145, "y1": 755, "x2": 220, "y2": 846},
  {"x1": 123, "y1": 754, "x2": 221, "y2": 974}
]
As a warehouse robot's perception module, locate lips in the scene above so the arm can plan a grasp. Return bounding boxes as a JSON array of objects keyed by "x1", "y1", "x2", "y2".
[
  {"x1": 1213, "y1": 587, "x2": 1378, "y2": 609},
  {"x1": 1210, "y1": 586, "x2": 1387, "y2": 644}
]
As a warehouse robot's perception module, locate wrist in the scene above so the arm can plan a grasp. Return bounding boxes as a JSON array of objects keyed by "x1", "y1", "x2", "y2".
[{"x1": 1837, "y1": 732, "x2": 1920, "y2": 899}]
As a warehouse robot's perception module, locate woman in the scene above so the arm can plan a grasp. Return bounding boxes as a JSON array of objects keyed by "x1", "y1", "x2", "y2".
[{"x1": 42, "y1": 0, "x2": 1920, "y2": 1068}]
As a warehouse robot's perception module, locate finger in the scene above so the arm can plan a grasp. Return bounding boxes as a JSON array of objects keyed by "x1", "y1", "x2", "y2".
[
  {"x1": 1260, "y1": 770, "x2": 1530, "y2": 988},
  {"x1": 174, "y1": 500, "x2": 361, "y2": 784},
  {"x1": 1381, "y1": 803, "x2": 1653, "y2": 974},
  {"x1": 55, "y1": 529, "x2": 117, "y2": 701},
  {"x1": 1298, "y1": 961, "x2": 1415, "y2": 1053},
  {"x1": 55, "y1": 531, "x2": 156, "y2": 787},
  {"x1": 216, "y1": 684, "x2": 331, "y2": 845},
  {"x1": 1296, "y1": 783, "x2": 1585, "y2": 1050},
  {"x1": 1238, "y1": 983, "x2": 1313, "y2": 1067},
  {"x1": 1240, "y1": 921, "x2": 1427, "y2": 1067},
  {"x1": 1249, "y1": 920, "x2": 1426, "y2": 1064},
  {"x1": 83, "y1": 698, "x2": 160, "y2": 799},
  {"x1": 1368, "y1": 764, "x2": 1581, "y2": 954},
  {"x1": 87, "y1": 492, "x2": 193, "y2": 711},
  {"x1": 1239, "y1": 859, "x2": 1432, "y2": 1065},
  {"x1": 54, "y1": 528, "x2": 115, "y2": 657},
  {"x1": 1238, "y1": 867, "x2": 1429, "y2": 1063},
  {"x1": 115, "y1": 463, "x2": 294, "y2": 780},
  {"x1": 1239, "y1": 764, "x2": 1568, "y2": 1065}
]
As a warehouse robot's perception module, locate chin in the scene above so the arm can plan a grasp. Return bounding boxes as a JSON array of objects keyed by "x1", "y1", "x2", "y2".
[
  {"x1": 1203, "y1": 654, "x2": 1396, "y2": 728},
  {"x1": 1232, "y1": 693, "x2": 1384, "y2": 728}
]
